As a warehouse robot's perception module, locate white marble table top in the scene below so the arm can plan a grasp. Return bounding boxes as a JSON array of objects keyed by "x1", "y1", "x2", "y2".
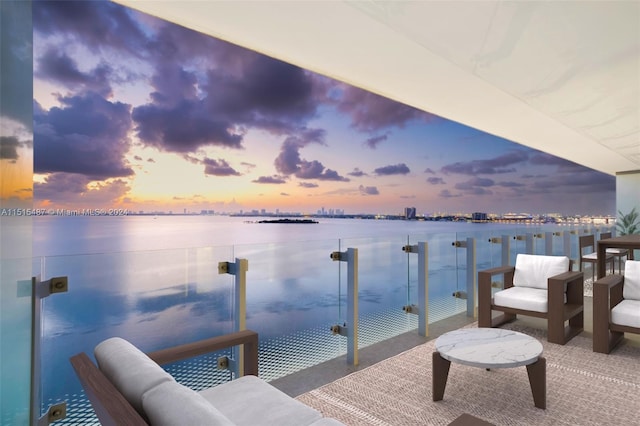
[{"x1": 435, "y1": 328, "x2": 543, "y2": 369}]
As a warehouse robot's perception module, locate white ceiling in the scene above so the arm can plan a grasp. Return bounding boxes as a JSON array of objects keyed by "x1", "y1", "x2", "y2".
[{"x1": 114, "y1": 0, "x2": 640, "y2": 176}]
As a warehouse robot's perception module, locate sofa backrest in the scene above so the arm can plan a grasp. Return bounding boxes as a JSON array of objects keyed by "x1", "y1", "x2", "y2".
[
  {"x1": 70, "y1": 352, "x2": 148, "y2": 426},
  {"x1": 513, "y1": 254, "x2": 570, "y2": 290},
  {"x1": 75, "y1": 338, "x2": 237, "y2": 426},
  {"x1": 94, "y1": 337, "x2": 174, "y2": 418},
  {"x1": 623, "y1": 260, "x2": 640, "y2": 301}
]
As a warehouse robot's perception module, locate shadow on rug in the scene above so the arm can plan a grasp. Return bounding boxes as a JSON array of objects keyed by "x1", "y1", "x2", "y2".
[{"x1": 295, "y1": 323, "x2": 640, "y2": 426}]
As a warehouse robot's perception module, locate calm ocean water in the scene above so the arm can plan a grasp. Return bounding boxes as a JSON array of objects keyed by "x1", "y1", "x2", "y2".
[{"x1": 33, "y1": 214, "x2": 561, "y2": 256}]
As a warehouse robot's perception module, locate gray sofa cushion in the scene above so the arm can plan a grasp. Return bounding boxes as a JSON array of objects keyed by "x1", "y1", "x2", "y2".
[
  {"x1": 142, "y1": 380, "x2": 234, "y2": 426},
  {"x1": 94, "y1": 337, "x2": 174, "y2": 416},
  {"x1": 199, "y1": 375, "x2": 323, "y2": 426}
]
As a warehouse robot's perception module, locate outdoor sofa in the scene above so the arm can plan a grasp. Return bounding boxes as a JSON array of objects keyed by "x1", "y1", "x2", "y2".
[{"x1": 70, "y1": 329, "x2": 344, "y2": 426}]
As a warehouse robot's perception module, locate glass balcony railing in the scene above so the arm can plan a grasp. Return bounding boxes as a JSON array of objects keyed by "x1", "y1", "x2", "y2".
[{"x1": 28, "y1": 224, "x2": 615, "y2": 425}]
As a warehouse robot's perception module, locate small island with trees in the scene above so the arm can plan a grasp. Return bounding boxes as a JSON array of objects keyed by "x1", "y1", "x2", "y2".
[{"x1": 257, "y1": 218, "x2": 319, "y2": 224}]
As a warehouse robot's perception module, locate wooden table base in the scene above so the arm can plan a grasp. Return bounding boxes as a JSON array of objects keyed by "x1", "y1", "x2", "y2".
[{"x1": 432, "y1": 351, "x2": 546, "y2": 409}]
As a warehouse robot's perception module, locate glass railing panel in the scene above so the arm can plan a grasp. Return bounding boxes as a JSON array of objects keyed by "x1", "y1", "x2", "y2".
[
  {"x1": 408, "y1": 231, "x2": 467, "y2": 325},
  {"x1": 531, "y1": 228, "x2": 546, "y2": 255},
  {"x1": 339, "y1": 235, "x2": 415, "y2": 348},
  {"x1": 233, "y1": 239, "x2": 343, "y2": 382},
  {"x1": 36, "y1": 246, "x2": 235, "y2": 425},
  {"x1": 1, "y1": 256, "x2": 33, "y2": 426}
]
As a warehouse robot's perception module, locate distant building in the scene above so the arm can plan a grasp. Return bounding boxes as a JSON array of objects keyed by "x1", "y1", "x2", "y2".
[
  {"x1": 471, "y1": 212, "x2": 488, "y2": 222},
  {"x1": 404, "y1": 207, "x2": 416, "y2": 219}
]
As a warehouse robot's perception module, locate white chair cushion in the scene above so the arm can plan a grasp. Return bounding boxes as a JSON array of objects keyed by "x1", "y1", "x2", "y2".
[
  {"x1": 513, "y1": 254, "x2": 569, "y2": 290},
  {"x1": 623, "y1": 260, "x2": 640, "y2": 300},
  {"x1": 199, "y1": 375, "x2": 323, "y2": 426},
  {"x1": 493, "y1": 286, "x2": 549, "y2": 313},
  {"x1": 94, "y1": 337, "x2": 174, "y2": 416},
  {"x1": 142, "y1": 380, "x2": 234, "y2": 426},
  {"x1": 611, "y1": 299, "x2": 640, "y2": 328},
  {"x1": 582, "y1": 252, "x2": 598, "y2": 261}
]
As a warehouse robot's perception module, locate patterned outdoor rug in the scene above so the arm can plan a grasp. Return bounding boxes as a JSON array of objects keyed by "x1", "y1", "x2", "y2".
[{"x1": 295, "y1": 324, "x2": 640, "y2": 425}]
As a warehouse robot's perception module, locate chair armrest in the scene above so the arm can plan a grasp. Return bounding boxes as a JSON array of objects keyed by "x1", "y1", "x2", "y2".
[
  {"x1": 593, "y1": 274, "x2": 624, "y2": 308},
  {"x1": 70, "y1": 353, "x2": 148, "y2": 426},
  {"x1": 478, "y1": 265, "x2": 515, "y2": 292},
  {"x1": 147, "y1": 329, "x2": 259, "y2": 376},
  {"x1": 548, "y1": 271, "x2": 583, "y2": 306},
  {"x1": 548, "y1": 270, "x2": 583, "y2": 283}
]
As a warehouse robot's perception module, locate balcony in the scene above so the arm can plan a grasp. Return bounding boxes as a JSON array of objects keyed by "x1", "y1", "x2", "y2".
[{"x1": 12, "y1": 223, "x2": 639, "y2": 424}]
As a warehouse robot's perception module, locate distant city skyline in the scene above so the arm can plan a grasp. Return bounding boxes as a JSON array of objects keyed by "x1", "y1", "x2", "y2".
[{"x1": 1, "y1": 1, "x2": 616, "y2": 216}]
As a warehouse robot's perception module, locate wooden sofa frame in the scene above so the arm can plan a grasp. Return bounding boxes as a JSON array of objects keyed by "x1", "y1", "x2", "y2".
[
  {"x1": 478, "y1": 265, "x2": 584, "y2": 345},
  {"x1": 70, "y1": 329, "x2": 259, "y2": 426},
  {"x1": 593, "y1": 274, "x2": 640, "y2": 354}
]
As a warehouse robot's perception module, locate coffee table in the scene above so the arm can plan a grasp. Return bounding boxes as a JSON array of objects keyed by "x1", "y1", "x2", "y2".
[{"x1": 433, "y1": 328, "x2": 546, "y2": 409}]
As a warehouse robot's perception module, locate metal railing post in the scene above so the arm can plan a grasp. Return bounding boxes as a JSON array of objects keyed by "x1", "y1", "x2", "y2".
[
  {"x1": 401, "y1": 242, "x2": 429, "y2": 337},
  {"x1": 32, "y1": 275, "x2": 69, "y2": 426},
  {"x1": 566, "y1": 231, "x2": 575, "y2": 259},
  {"x1": 467, "y1": 237, "x2": 476, "y2": 317},
  {"x1": 330, "y1": 248, "x2": 359, "y2": 365},
  {"x1": 452, "y1": 238, "x2": 476, "y2": 317},
  {"x1": 501, "y1": 235, "x2": 510, "y2": 266},
  {"x1": 218, "y1": 258, "x2": 248, "y2": 376}
]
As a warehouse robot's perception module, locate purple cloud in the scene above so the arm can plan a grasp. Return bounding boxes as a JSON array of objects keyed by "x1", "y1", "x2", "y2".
[
  {"x1": 499, "y1": 181, "x2": 525, "y2": 188},
  {"x1": 274, "y1": 134, "x2": 349, "y2": 181},
  {"x1": 359, "y1": 185, "x2": 380, "y2": 195},
  {"x1": 334, "y1": 85, "x2": 436, "y2": 132},
  {"x1": 33, "y1": 94, "x2": 134, "y2": 180},
  {"x1": 132, "y1": 64, "x2": 245, "y2": 153},
  {"x1": 454, "y1": 178, "x2": 495, "y2": 196},
  {"x1": 439, "y1": 189, "x2": 461, "y2": 198},
  {"x1": 36, "y1": 48, "x2": 113, "y2": 96},
  {"x1": 203, "y1": 158, "x2": 241, "y2": 176},
  {"x1": 455, "y1": 177, "x2": 495, "y2": 189},
  {"x1": 253, "y1": 176, "x2": 287, "y2": 184},
  {"x1": 364, "y1": 134, "x2": 388, "y2": 149},
  {"x1": 33, "y1": 1, "x2": 149, "y2": 58},
  {"x1": 441, "y1": 151, "x2": 529, "y2": 175},
  {"x1": 128, "y1": 21, "x2": 321, "y2": 154},
  {"x1": 34, "y1": 173, "x2": 130, "y2": 205},
  {"x1": 531, "y1": 169, "x2": 614, "y2": 193},
  {"x1": 424, "y1": 168, "x2": 436, "y2": 174},
  {"x1": 348, "y1": 168, "x2": 367, "y2": 177},
  {"x1": 1, "y1": 136, "x2": 30, "y2": 161},
  {"x1": 427, "y1": 177, "x2": 445, "y2": 185},
  {"x1": 299, "y1": 182, "x2": 319, "y2": 188},
  {"x1": 374, "y1": 163, "x2": 411, "y2": 176}
]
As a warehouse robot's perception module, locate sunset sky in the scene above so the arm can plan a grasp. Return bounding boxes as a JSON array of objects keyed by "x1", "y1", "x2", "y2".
[{"x1": 2, "y1": 0, "x2": 616, "y2": 216}]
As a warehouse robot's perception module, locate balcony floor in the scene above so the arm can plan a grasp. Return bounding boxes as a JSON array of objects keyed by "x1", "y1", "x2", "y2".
[{"x1": 271, "y1": 295, "x2": 640, "y2": 397}]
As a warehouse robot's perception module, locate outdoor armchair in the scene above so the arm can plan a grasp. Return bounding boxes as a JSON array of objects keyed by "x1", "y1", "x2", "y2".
[
  {"x1": 478, "y1": 254, "x2": 584, "y2": 345},
  {"x1": 593, "y1": 260, "x2": 640, "y2": 354}
]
